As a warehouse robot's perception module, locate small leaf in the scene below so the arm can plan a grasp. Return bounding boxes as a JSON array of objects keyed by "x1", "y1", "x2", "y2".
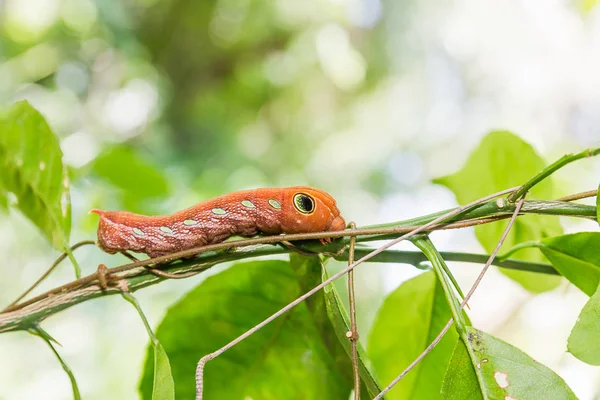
[
  {"x1": 442, "y1": 327, "x2": 577, "y2": 399},
  {"x1": 0, "y1": 101, "x2": 71, "y2": 249},
  {"x1": 139, "y1": 260, "x2": 352, "y2": 400},
  {"x1": 434, "y1": 130, "x2": 562, "y2": 293},
  {"x1": 368, "y1": 271, "x2": 459, "y2": 400},
  {"x1": 153, "y1": 343, "x2": 175, "y2": 400},
  {"x1": 540, "y1": 232, "x2": 600, "y2": 296},
  {"x1": 568, "y1": 283, "x2": 600, "y2": 365}
]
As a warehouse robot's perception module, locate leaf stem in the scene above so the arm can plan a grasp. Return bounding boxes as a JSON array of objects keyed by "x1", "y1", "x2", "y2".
[
  {"x1": 30, "y1": 326, "x2": 81, "y2": 400},
  {"x1": 346, "y1": 222, "x2": 360, "y2": 400},
  {"x1": 412, "y1": 236, "x2": 467, "y2": 331},
  {"x1": 508, "y1": 148, "x2": 600, "y2": 202}
]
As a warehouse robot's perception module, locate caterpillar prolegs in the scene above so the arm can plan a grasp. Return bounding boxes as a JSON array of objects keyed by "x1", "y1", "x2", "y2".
[{"x1": 92, "y1": 186, "x2": 346, "y2": 258}]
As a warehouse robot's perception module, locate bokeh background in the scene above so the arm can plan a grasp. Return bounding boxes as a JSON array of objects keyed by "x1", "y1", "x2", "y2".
[{"x1": 1, "y1": 0, "x2": 600, "y2": 399}]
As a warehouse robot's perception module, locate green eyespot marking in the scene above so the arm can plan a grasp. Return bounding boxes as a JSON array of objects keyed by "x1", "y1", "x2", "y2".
[
  {"x1": 268, "y1": 199, "x2": 281, "y2": 209},
  {"x1": 132, "y1": 227, "x2": 145, "y2": 236},
  {"x1": 212, "y1": 208, "x2": 227, "y2": 215},
  {"x1": 241, "y1": 200, "x2": 255, "y2": 208},
  {"x1": 183, "y1": 219, "x2": 198, "y2": 226},
  {"x1": 160, "y1": 226, "x2": 174, "y2": 234},
  {"x1": 293, "y1": 193, "x2": 315, "y2": 214}
]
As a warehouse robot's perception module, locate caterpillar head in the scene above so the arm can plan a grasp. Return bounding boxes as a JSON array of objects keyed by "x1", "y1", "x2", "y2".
[{"x1": 280, "y1": 187, "x2": 346, "y2": 240}]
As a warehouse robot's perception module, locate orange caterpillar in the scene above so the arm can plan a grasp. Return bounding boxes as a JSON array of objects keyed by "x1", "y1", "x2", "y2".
[{"x1": 91, "y1": 186, "x2": 346, "y2": 258}]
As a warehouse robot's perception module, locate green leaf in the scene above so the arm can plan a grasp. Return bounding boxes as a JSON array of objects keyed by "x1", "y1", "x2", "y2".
[
  {"x1": 368, "y1": 271, "x2": 459, "y2": 400},
  {"x1": 153, "y1": 343, "x2": 175, "y2": 400},
  {"x1": 442, "y1": 327, "x2": 577, "y2": 400},
  {"x1": 313, "y1": 258, "x2": 384, "y2": 398},
  {"x1": 434, "y1": 130, "x2": 562, "y2": 293},
  {"x1": 92, "y1": 146, "x2": 169, "y2": 213},
  {"x1": 539, "y1": 232, "x2": 600, "y2": 296},
  {"x1": 0, "y1": 101, "x2": 71, "y2": 250},
  {"x1": 139, "y1": 260, "x2": 352, "y2": 400},
  {"x1": 442, "y1": 340, "x2": 481, "y2": 400},
  {"x1": 568, "y1": 283, "x2": 600, "y2": 365},
  {"x1": 122, "y1": 291, "x2": 175, "y2": 400},
  {"x1": 290, "y1": 254, "x2": 382, "y2": 398}
]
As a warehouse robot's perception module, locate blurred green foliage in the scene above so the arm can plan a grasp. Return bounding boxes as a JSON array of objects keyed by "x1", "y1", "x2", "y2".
[{"x1": 1, "y1": 1, "x2": 600, "y2": 399}]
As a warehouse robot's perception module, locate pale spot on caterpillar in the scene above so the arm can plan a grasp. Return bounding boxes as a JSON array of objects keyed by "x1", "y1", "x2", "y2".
[
  {"x1": 241, "y1": 200, "x2": 255, "y2": 208},
  {"x1": 183, "y1": 219, "x2": 198, "y2": 226},
  {"x1": 212, "y1": 208, "x2": 227, "y2": 215},
  {"x1": 268, "y1": 199, "x2": 281, "y2": 209},
  {"x1": 132, "y1": 227, "x2": 145, "y2": 236},
  {"x1": 160, "y1": 226, "x2": 174, "y2": 234}
]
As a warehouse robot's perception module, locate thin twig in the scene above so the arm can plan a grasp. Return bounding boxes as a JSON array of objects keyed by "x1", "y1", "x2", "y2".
[
  {"x1": 120, "y1": 251, "x2": 202, "y2": 280},
  {"x1": 508, "y1": 147, "x2": 600, "y2": 202},
  {"x1": 556, "y1": 189, "x2": 598, "y2": 202},
  {"x1": 346, "y1": 222, "x2": 360, "y2": 400},
  {"x1": 2, "y1": 240, "x2": 96, "y2": 312},
  {"x1": 372, "y1": 196, "x2": 526, "y2": 399},
  {"x1": 195, "y1": 187, "x2": 519, "y2": 400}
]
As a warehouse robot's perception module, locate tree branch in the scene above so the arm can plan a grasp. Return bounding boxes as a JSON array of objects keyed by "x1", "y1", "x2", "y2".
[{"x1": 0, "y1": 198, "x2": 593, "y2": 334}]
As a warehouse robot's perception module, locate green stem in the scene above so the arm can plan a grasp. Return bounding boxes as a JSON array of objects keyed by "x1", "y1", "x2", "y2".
[
  {"x1": 29, "y1": 326, "x2": 81, "y2": 400},
  {"x1": 508, "y1": 147, "x2": 600, "y2": 202},
  {"x1": 362, "y1": 200, "x2": 595, "y2": 234},
  {"x1": 65, "y1": 246, "x2": 81, "y2": 279},
  {"x1": 497, "y1": 241, "x2": 541, "y2": 261},
  {"x1": 121, "y1": 291, "x2": 159, "y2": 346},
  {"x1": 411, "y1": 236, "x2": 467, "y2": 332}
]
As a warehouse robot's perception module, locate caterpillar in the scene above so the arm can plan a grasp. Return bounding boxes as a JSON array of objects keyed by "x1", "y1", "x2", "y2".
[{"x1": 91, "y1": 186, "x2": 346, "y2": 258}]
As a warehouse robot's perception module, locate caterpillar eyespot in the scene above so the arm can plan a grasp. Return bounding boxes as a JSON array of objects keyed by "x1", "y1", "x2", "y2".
[
  {"x1": 91, "y1": 186, "x2": 346, "y2": 258},
  {"x1": 293, "y1": 193, "x2": 315, "y2": 214}
]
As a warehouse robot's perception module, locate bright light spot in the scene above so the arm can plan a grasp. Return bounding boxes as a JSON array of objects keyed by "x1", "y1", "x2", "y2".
[
  {"x1": 21, "y1": 44, "x2": 60, "y2": 82},
  {"x1": 346, "y1": 0, "x2": 382, "y2": 28},
  {"x1": 316, "y1": 24, "x2": 366, "y2": 91},
  {"x1": 61, "y1": 0, "x2": 97, "y2": 33},
  {"x1": 209, "y1": 0, "x2": 250, "y2": 47},
  {"x1": 61, "y1": 131, "x2": 100, "y2": 168},
  {"x1": 237, "y1": 119, "x2": 272, "y2": 158},
  {"x1": 104, "y1": 80, "x2": 158, "y2": 135},
  {"x1": 263, "y1": 51, "x2": 298, "y2": 86},
  {"x1": 387, "y1": 151, "x2": 424, "y2": 186},
  {"x1": 4, "y1": 0, "x2": 61, "y2": 42},
  {"x1": 55, "y1": 62, "x2": 89, "y2": 95}
]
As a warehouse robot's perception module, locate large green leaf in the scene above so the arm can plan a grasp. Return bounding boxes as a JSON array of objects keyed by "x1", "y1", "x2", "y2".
[
  {"x1": 442, "y1": 340, "x2": 481, "y2": 400},
  {"x1": 568, "y1": 283, "x2": 600, "y2": 365},
  {"x1": 539, "y1": 232, "x2": 600, "y2": 296},
  {"x1": 434, "y1": 130, "x2": 562, "y2": 292},
  {"x1": 139, "y1": 260, "x2": 351, "y2": 400},
  {"x1": 442, "y1": 328, "x2": 577, "y2": 400},
  {"x1": 0, "y1": 101, "x2": 71, "y2": 250},
  {"x1": 368, "y1": 271, "x2": 459, "y2": 400},
  {"x1": 290, "y1": 254, "x2": 383, "y2": 398}
]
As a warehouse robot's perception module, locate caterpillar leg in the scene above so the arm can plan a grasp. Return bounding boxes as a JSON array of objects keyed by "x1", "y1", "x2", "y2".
[{"x1": 96, "y1": 264, "x2": 110, "y2": 290}]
